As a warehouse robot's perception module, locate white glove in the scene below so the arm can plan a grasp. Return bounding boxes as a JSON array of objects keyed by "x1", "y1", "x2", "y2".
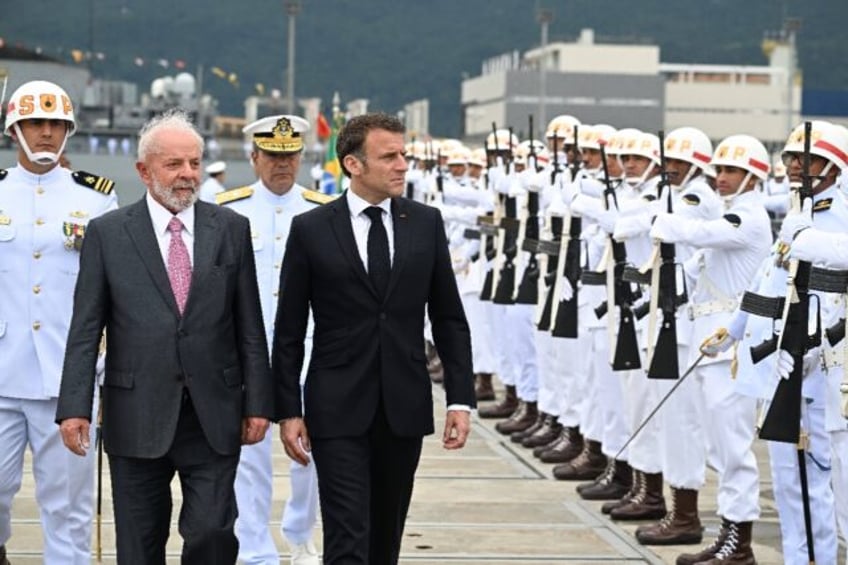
[
  {"x1": 776, "y1": 347, "x2": 821, "y2": 380},
  {"x1": 570, "y1": 193, "x2": 603, "y2": 219},
  {"x1": 310, "y1": 163, "x2": 323, "y2": 181},
  {"x1": 558, "y1": 276, "x2": 574, "y2": 302},
  {"x1": 778, "y1": 199, "x2": 813, "y2": 245},
  {"x1": 650, "y1": 213, "x2": 679, "y2": 243},
  {"x1": 95, "y1": 352, "x2": 106, "y2": 386},
  {"x1": 487, "y1": 164, "x2": 507, "y2": 193},
  {"x1": 700, "y1": 327, "x2": 736, "y2": 357}
]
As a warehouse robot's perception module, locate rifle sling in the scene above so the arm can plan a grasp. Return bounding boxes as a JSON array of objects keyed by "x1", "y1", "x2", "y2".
[
  {"x1": 580, "y1": 270, "x2": 607, "y2": 286},
  {"x1": 809, "y1": 266, "x2": 848, "y2": 293},
  {"x1": 740, "y1": 292, "x2": 785, "y2": 319}
]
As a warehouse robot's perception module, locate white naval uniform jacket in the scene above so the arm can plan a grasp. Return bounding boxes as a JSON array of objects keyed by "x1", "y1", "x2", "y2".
[
  {"x1": 652, "y1": 189, "x2": 771, "y2": 369},
  {"x1": 218, "y1": 181, "x2": 321, "y2": 356},
  {"x1": 733, "y1": 185, "x2": 848, "y2": 408},
  {"x1": 0, "y1": 164, "x2": 118, "y2": 399}
]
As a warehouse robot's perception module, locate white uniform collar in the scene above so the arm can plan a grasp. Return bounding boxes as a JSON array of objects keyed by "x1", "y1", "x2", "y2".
[{"x1": 14, "y1": 162, "x2": 63, "y2": 185}]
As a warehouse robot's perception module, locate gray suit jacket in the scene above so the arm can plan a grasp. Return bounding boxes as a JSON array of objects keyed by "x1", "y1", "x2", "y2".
[{"x1": 57, "y1": 198, "x2": 272, "y2": 458}]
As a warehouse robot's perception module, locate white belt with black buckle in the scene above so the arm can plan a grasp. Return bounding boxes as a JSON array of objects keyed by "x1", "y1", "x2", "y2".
[{"x1": 687, "y1": 299, "x2": 738, "y2": 321}]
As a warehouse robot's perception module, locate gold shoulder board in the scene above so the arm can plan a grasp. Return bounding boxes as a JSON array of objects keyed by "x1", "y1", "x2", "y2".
[
  {"x1": 71, "y1": 170, "x2": 115, "y2": 195},
  {"x1": 216, "y1": 186, "x2": 254, "y2": 205},
  {"x1": 302, "y1": 189, "x2": 336, "y2": 205}
]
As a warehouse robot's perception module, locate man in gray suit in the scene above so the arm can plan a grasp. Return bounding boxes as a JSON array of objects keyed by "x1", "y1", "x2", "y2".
[{"x1": 56, "y1": 110, "x2": 273, "y2": 564}]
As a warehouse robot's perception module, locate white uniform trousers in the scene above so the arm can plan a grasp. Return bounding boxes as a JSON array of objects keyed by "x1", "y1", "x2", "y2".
[
  {"x1": 503, "y1": 304, "x2": 539, "y2": 402},
  {"x1": 581, "y1": 328, "x2": 612, "y2": 444},
  {"x1": 0, "y1": 396, "x2": 95, "y2": 564},
  {"x1": 768, "y1": 399, "x2": 837, "y2": 565},
  {"x1": 556, "y1": 335, "x2": 591, "y2": 428},
  {"x1": 235, "y1": 432, "x2": 279, "y2": 564},
  {"x1": 624, "y1": 371, "x2": 663, "y2": 473},
  {"x1": 830, "y1": 430, "x2": 848, "y2": 565},
  {"x1": 599, "y1": 352, "x2": 631, "y2": 460},
  {"x1": 463, "y1": 295, "x2": 497, "y2": 374},
  {"x1": 700, "y1": 362, "x2": 759, "y2": 522},
  {"x1": 489, "y1": 304, "x2": 515, "y2": 387},
  {"x1": 658, "y1": 345, "x2": 706, "y2": 489},
  {"x1": 281, "y1": 458, "x2": 321, "y2": 545},
  {"x1": 535, "y1": 331, "x2": 558, "y2": 415}
]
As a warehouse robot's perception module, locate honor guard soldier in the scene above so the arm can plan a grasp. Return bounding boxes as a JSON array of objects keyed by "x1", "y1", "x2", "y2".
[
  {"x1": 629, "y1": 127, "x2": 723, "y2": 545},
  {"x1": 647, "y1": 133, "x2": 769, "y2": 557},
  {"x1": 199, "y1": 160, "x2": 228, "y2": 203},
  {"x1": 217, "y1": 115, "x2": 330, "y2": 565},
  {"x1": 713, "y1": 122, "x2": 848, "y2": 565},
  {"x1": 0, "y1": 80, "x2": 118, "y2": 563}
]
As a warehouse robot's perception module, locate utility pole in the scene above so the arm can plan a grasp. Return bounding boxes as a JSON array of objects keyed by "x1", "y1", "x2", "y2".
[
  {"x1": 285, "y1": 0, "x2": 301, "y2": 115},
  {"x1": 537, "y1": 8, "x2": 553, "y2": 139}
]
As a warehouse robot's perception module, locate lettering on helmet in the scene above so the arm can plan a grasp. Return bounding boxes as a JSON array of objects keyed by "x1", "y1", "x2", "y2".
[
  {"x1": 731, "y1": 146, "x2": 747, "y2": 161},
  {"x1": 16, "y1": 94, "x2": 73, "y2": 118}
]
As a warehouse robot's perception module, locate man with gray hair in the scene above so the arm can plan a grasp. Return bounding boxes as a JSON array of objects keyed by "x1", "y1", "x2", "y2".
[{"x1": 56, "y1": 109, "x2": 273, "y2": 564}]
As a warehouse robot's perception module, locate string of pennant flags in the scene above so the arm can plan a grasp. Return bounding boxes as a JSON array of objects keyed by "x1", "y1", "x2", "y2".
[{"x1": 1, "y1": 37, "x2": 268, "y2": 95}]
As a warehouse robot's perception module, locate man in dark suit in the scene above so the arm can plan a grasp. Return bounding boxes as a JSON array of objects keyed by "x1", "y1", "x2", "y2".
[
  {"x1": 273, "y1": 113, "x2": 476, "y2": 565},
  {"x1": 56, "y1": 109, "x2": 273, "y2": 564}
]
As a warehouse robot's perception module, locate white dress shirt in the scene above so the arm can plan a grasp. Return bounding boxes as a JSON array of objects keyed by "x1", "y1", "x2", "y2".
[
  {"x1": 345, "y1": 188, "x2": 394, "y2": 270},
  {"x1": 146, "y1": 191, "x2": 195, "y2": 267}
]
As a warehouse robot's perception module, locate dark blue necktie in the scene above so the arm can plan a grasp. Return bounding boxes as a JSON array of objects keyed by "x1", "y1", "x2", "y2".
[{"x1": 364, "y1": 206, "x2": 390, "y2": 298}]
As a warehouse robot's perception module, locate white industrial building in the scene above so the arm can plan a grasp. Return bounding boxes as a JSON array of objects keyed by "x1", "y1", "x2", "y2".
[{"x1": 460, "y1": 28, "x2": 807, "y2": 148}]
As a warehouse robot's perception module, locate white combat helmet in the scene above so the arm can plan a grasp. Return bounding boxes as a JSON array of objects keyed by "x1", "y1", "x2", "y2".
[
  {"x1": 710, "y1": 134, "x2": 770, "y2": 201},
  {"x1": 5, "y1": 80, "x2": 76, "y2": 165}
]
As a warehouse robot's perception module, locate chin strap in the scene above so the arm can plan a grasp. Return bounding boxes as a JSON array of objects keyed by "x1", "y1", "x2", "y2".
[
  {"x1": 722, "y1": 172, "x2": 754, "y2": 205},
  {"x1": 13, "y1": 122, "x2": 69, "y2": 166}
]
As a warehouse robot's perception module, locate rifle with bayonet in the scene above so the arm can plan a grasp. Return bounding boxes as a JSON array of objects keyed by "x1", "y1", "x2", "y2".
[
  {"x1": 757, "y1": 121, "x2": 822, "y2": 442},
  {"x1": 594, "y1": 142, "x2": 641, "y2": 370},
  {"x1": 755, "y1": 121, "x2": 820, "y2": 565},
  {"x1": 492, "y1": 126, "x2": 520, "y2": 304},
  {"x1": 516, "y1": 115, "x2": 543, "y2": 304},
  {"x1": 550, "y1": 125, "x2": 582, "y2": 338},
  {"x1": 479, "y1": 124, "x2": 503, "y2": 301},
  {"x1": 406, "y1": 135, "x2": 417, "y2": 199},
  {"x1": 645, "y1": 130, "x2": 687, "y2": 379}
]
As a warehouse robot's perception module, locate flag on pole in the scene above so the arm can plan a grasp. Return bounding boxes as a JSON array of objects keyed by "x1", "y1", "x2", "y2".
[{"x1": 321, "y1": 109, "x2": 345, "y2": 194}]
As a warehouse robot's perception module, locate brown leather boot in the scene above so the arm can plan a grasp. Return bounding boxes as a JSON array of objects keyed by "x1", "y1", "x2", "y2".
[
  {"x1": 601, "y1": 470, "x2": 641, "y2": 514},
  {"x1": 552, "y1": 440, "x2": 607, "y2": 480},
  {"x1": 675, "y1": 517, "x2": 732, "y2": 565},
  {"x1": 475, "y1": 373, "x2": 495, "y2": 401},
  {"x1": 696, "y1": 520, "x2": 756, "y2": 565},
  {"x1": 522, "y1": 414, "x2": 562, "y2": 448},
  {"x1": 579, "y1": 459, "x2": 633, "y2": 501},
  {"x1": 495, "y1": 401, "x2": 538, "y2": 435},
  {"x1": 610, "y1": 471, "x2": 666, "y2": 520},
  {"x1": 635, "y1": 487, "x2": 702, "y2": 545},
  {"x1": 510, "y1": 411, "x2": 547, "y2": 443},
  {"x1": 538, "y1": 426, "x2": 583, "y2": 463},
  {"x1": 478, "y1": 385, "x2": 517, "y2": 419}
]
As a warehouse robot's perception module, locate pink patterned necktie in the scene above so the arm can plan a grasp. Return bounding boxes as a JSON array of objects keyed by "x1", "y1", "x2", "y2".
[{"x1": 167, "y1": 217, "x2": 192, "y2": 315}]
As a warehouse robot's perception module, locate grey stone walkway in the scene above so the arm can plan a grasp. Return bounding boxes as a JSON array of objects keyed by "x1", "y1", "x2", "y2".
[{"x1": 5, "y1": 381, "x2": 841, "y2": 563}]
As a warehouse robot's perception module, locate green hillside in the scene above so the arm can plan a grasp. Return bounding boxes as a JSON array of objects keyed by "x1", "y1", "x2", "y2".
[{"x1": 3, "y1": 0, "x2": 846, "y2": 136}]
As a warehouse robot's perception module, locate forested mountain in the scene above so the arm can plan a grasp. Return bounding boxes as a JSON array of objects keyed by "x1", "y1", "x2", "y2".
[{"x1": 4, "y1": 0, "x2": 846, "y2": 136}]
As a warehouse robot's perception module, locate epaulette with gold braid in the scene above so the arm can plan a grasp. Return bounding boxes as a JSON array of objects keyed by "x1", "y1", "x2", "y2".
[
  {"x1": 302, "y1": 189, "x2": 336, "y2": 205},
  {"x1": 0, "y1": 169, "x2": 7, "y2": 181},
  {"x1": 216, "y1": 186, "x2": 254, "y2": 206},
  {"x1": 72, "y1": 170, "x2": 115, "y2": 195}
]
